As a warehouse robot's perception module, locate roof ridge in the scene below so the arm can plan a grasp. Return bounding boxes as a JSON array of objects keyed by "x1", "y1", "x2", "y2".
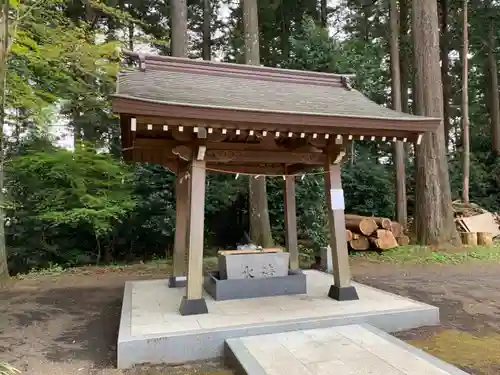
[{"x1": 122, "y1": 49, "x2": 355, "y2": 82}]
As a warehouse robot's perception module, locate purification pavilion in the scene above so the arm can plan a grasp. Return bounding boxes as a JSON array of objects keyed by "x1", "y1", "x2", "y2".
[{"x1": 111, "y1": 51, "x2": 440, "y2": 316}]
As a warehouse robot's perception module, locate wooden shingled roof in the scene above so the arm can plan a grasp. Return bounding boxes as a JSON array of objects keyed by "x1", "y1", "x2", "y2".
[{"x1": 112, "y1": 52, "x2": 440, "y2": 144}]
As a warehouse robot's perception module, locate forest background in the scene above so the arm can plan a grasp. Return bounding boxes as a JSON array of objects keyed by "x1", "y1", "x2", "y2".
[{"x1": 0, "y1": 0, "x2": 499, "y2": 277}]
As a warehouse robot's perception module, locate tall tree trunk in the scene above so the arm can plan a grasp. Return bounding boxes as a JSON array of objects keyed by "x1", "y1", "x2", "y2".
[
  {"x1": 410, "y1": 14, "x2": 422, "y2": 117},
  {"x1": 461, "y1": 0, "x2": 469, "y2": 204},
  {"x1": 242, "y1": 0, "x2": 274, "y2": 247},
  {"x1": 80, "y1": 0, "x2": 97, "y2": 144},
  {"x1": 440, "y1": 0, "x2": 451, "y2": 149},
  {"x1": 390, "y1": 0, "x2": 407, "y2": 228},
  {"x1": 0, "y1": 0, "x2": 8, "y2": 281},
  {"x1": 279, "y1": 15, "x2": 290, "y2": 61},
  {"x1": 126, "y1": 23, "x2": 135, "y2": 66},
  {"x1": 202, "y1": 0, "x2": 211, "y2": 61},
  {"x1": 399, "y1": 0, "x2": 409, "y2": 114},
  {"x1": 128, "y1": 23, "x2": 134, "y2": 50},
  {"x1": 320, "y1": 0, "x2": 327, "y2": 28},
  {"x1": 487, "y1": 21, "x2": 500, "y2": 154},
  {"x1": 399, "y1": 0, "x2": 412, "y2": 157},
  {"x1": 412, "y1": 0, "x2": 461, "y2": 245},
  {"x1": 171, "y1": 0, "x2": 188, "y2": 57}
]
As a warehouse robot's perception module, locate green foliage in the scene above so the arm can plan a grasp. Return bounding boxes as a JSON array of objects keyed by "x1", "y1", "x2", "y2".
[
  {"x1": 294, "y1": 173, "x2": 328, "y2": 250},
  {"x1": 0, "y1": 362, "x2": 20, "y2": 375},
  {"x1": 10, "y1": 145, "x2": 134, "y2": 234},
  {"x1": 342, "y1": 156, "x2": 395, "y2": 218},
  {"x1": 8, "y1": 0, "x2": 120, "y2": 129},
  {"x1": 449, "y1": 152, "x2": 500, "y2": 212},
  {"x1": 6, "y1": 143, "x2": 135, "y2": 270},
  {"x1": 283, "y1": 18, "x2": 342, "y2": 72}
]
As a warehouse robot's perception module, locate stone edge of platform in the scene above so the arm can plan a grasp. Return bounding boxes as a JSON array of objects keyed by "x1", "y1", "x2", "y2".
[
  {"x1": 117, "y1": 303, "x2": 439, "y2": 368},
  {"x1": 359, "y1": 324, "x2": 470, "y2": 375},
  {"x1": 224, "y1": 339, "x2": 268, "y2": 375},
  {"x1": 118, "y1": 281, "x2": 133, "y2": 342}
]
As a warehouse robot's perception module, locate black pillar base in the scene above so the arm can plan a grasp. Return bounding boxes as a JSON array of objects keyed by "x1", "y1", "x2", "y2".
[
  {"x1": 179, "y1": 296, "x2": 208, "y2": 316},
  {"x1": 168, "y1": 276, "x2": 187, "y2": 288},
  {"x1": 328, "y1": 284, "x2": 359, "y2": 301}
]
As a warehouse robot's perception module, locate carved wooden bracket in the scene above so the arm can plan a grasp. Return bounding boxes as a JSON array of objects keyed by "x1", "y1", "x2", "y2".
[
  {"x1": 326, "y1": 147, "x2": 347, "y2": 165},
  {"x1": 333, "y1": 150, "x2": 347, "y2": 164},
  {"x1": 172, "y1": 145, "x2": 192, "y2": 161}
]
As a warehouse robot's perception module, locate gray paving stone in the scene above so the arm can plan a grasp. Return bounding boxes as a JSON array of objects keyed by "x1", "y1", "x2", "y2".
[{"x1": 226, "y1": 325, "x2": 470, "y2": 375}]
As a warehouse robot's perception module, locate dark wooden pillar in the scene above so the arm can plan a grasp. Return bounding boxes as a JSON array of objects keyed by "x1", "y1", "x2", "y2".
[
  {"x1": 169, "y1": 168, "x2": 189, "y2": 288},
  {"x1": 323, "y1": 155, "x2": 359, "y2": 301},
  {"x1": 284, "y1": 175, "x2": 299, "y2": 270},
  {"x1": 179, "y1": 158, "x2": 208, "y2": 315}
]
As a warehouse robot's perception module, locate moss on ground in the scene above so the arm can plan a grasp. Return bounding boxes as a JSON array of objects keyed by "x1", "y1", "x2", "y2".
[
  {"x1": 352, "y1": 243, "x2": 500, "y2": 264},
  {"x1": 124, "y1": 359, "x2": 234, "y2": 375},
  {"x1": 407, "y1": 329, "x2": 500, "y2": 374}
]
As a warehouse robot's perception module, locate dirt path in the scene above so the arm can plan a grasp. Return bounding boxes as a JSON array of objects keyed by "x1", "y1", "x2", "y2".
[
  {"x1": 352, "y1": 261, "x2": 500, "y2": 374},
  {"x1": 1, "y1": 261, "x2": 500, "y2": 374}
]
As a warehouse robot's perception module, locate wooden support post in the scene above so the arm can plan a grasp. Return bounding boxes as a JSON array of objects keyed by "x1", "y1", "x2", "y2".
[
  {"x1": 324, "y1": 156, "x2": 359, "y2": 301},
  {"x1": 179, "y1": 159, "x2": 208, "y2": 315},
  {"x1": 284, "y1": 175, "x2": 299, "y2": 270},
  {"x1": 169, "y1": 169, "x2": 190, "y2": 288}
]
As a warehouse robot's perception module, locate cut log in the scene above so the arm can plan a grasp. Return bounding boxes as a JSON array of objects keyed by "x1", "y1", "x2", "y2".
[
  {"x1": 349, "y1": 236, "x2": 370, "y2": 250},
  {"x1": 370, "y1": 229, "x2": 398, "y2": 250},
  {"x1": 345, "y1": 229, "x2": 353, "y2": 242},
  {"x1": 373, "y1": 217, "x2": 392, "y2": 230},
  {"x1": 460, "y1": 232, "x2": 477, "y2": 246},
  {"x1": 477, "y1": 232, "x2": 493, "y2": 246},
  {"x1": 391, "y1": 222, "x2": 403, "y2": 237},
  {"x1": 396, "y1": 235, "x2": 410, "y2": 246},
  {"x1": 345, "y1": 215, "x2": 378, "y2": 236},
  {"x1": 352, "y1": 233, "x2": 362, "y2": 240}
]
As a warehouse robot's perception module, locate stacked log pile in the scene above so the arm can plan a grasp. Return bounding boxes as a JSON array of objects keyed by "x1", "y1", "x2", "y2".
[
  {"x1": 452, "y1": 200, "x2": 500, "y2": 245},
  {"x1": 345, "y1": 214, "x2": 409, "y2": 251}
]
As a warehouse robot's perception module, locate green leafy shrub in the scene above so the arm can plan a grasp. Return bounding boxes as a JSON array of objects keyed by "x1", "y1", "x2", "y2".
[{"x1": 6, "y1": 144, "x2": 135, "y2": 271}]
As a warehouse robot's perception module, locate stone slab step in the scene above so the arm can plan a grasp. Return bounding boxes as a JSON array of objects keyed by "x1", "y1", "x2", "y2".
[{"x1": 225, "y1": 324, "x2": 469, "y2": 375}]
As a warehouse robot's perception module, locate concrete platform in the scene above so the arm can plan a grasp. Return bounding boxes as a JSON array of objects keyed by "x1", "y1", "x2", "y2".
[
  {"x1": 117, "y1": 270, "x2": 439, "y2": 369},
  {"x1": 225, "y1": 324, "x2": 469, "y2": 375}
]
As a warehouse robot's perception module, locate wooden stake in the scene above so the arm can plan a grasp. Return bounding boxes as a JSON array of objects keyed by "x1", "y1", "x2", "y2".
[
  {"x1": 460, "y1": 232, "x2": 477, "y2": 246},
  {"x1": 179, "y1": 159, "x2": 208, "y2": 316},
  {"x1": 477, "y1": 232, "x2": 493, "y2": 246},
  {"x1": 324, "y1": 162, "x2": 351, "y2": 288},
  {"x1": 172, "y1": 169, "x2": 189, "y2": 280},
  {"x1": 284, "y1": 175, "x2": 299, "y2": 269}
]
